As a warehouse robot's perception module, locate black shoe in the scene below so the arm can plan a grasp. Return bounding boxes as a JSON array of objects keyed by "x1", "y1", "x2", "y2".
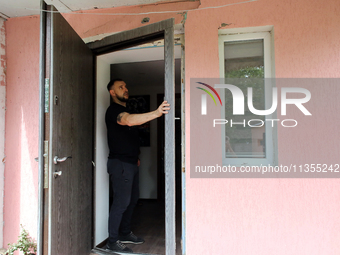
[
  {"x1": 106, "y1": 240, "x2": 133, "y2": 253},
  {"x1": 119, "y1": 231, "x2": 145, "y2": 244}
]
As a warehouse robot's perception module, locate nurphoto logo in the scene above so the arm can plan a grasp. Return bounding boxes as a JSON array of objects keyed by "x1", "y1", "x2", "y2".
[
  {"x1": 197, "y1": 82, "x2": 312, "y2": 128},
  {"x1": 196, "y1": 82, "x2": 222, "y2": 115}
]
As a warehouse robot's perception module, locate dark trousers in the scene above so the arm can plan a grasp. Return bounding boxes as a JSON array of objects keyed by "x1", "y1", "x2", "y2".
[{"x1": 107, "y1": 158, "x2": 139, "y2": 243}]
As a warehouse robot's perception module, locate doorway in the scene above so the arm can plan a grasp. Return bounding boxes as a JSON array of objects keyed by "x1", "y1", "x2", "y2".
[{"x1": 94, "y1": 44, "x2": 183, "y2": 254}]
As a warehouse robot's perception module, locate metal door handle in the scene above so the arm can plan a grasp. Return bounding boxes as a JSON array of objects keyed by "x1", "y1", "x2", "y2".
[{"x1": 53, "y1": 156, "x2": 72, "y2": 165}]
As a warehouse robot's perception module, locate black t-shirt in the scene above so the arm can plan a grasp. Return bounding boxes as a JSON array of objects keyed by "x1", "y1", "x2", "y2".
[{"x1": 105, "y1": 102, "x2": 140, "y2": 164}]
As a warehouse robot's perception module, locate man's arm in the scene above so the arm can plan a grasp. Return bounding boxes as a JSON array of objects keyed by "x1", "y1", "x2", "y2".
[{"x1": 117, "y1": 101, "x2": 170, "y2": 126}]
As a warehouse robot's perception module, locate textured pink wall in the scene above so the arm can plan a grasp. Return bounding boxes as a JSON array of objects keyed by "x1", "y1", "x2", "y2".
[
  {"x1": 4, "y1": 16, "x2": 39, "y2": 247},
  {"x1": 0, "y1": 17, "x2": 6, "y2": 247},
  {"x1": 184, "y1": 0, "x2": 340, "y2": 254},
  {"x1": 3, "y1": 0, "x2": 340, "y2": 254}
]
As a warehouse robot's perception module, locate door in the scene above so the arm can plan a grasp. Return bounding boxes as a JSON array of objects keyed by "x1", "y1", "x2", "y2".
[
  {"x1": 43, "y1": 4, "x2": 176, "y2": 254},
  {"x1": 46, "y1": 6, "x2": 94, "y2": 255}
]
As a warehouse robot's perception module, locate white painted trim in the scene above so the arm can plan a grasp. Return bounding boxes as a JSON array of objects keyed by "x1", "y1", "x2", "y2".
[
  {"x1": 218, "y1": 28, "x2": 278, "y2": 166},
  {"x1": 218, "y1": 25, "x2": 274, "y2": 35}
]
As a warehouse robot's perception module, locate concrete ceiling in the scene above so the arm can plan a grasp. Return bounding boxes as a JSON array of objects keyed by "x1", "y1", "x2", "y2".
[{"x1": 0, "y1": 0, "x2": 192, "y2": 18}]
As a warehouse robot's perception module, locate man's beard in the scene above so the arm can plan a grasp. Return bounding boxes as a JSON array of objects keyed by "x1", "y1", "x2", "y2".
[{"x1": 116, "y1": 94, "x2": 128, "y2": 103}]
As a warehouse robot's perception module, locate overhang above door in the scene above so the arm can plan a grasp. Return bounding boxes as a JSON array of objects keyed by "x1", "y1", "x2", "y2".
[{"x1": 0, "y1": 0, "x2": 199, "y2": 18}]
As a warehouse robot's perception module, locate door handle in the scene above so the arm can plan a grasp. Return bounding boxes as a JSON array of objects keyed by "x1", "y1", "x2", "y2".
[{"x1": 53, "y1": 156, "x2": 72, "y2": 165}]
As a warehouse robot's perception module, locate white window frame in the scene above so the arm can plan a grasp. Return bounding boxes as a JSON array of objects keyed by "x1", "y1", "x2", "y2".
[{"x1": 218, "y1": 27, "x2": 278, "y2": 166}]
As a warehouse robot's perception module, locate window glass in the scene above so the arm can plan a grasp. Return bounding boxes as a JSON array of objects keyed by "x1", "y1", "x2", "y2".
[{"x1": 224, "y1": 39, "x2": 265, "y2": 158}]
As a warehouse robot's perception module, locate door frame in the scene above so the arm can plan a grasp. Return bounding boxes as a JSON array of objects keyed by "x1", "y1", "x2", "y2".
[{"x1": 88, "y1": 19, "x2": 177, "y2": 255}]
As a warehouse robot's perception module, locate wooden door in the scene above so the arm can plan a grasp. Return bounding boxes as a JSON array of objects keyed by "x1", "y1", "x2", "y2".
[{"x1": 47, "y1": 6, "x2": 94, "y2": 255}]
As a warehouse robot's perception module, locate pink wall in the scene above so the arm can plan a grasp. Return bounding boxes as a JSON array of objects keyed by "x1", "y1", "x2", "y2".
[
  {"x1": 185, "y1": 0, "x2": 340, "y2": 254},
  {"x1": 0, "y1": 17, "x2": 6, "y2": 247},
  {"x1": 3, "y1": 0, "x2": 340, "y2": 254},
  {"x1": 4, "y1": 16, "x2": 39, "y2": 247}
]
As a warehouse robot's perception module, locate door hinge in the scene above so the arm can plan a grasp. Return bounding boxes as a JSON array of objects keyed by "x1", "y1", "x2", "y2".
[{"x1": 182, "y1": 167, "x2": 185, "y2": 173}]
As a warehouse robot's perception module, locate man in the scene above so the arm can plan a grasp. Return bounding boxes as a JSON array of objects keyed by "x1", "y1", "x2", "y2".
[{"x1": 105, "y1": 78, "x2": 170, "y2": 253}]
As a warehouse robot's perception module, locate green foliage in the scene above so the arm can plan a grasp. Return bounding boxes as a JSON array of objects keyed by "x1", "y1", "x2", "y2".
[
  {"x1": 225, "y1": 66, "x2": 265, "y2": 111},
  {"x1": 224, "y1": 66, "x2": 266, "y2": 154},
  {"x1": 225, "y1": 66, "x2": 264, "y2": 78},
  {"x1": 6, "y1": 225, "x2": 37, "y2": 255}
]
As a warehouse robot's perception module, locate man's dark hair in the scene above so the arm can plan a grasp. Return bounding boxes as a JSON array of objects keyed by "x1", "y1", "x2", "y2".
[{"x1": 107, "y1": 78, "x2": 124, "y2": 91}]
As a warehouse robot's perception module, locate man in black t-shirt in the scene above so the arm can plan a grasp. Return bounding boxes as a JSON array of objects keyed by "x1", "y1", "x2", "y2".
[{"x1": 105, "y1": 79, "x2": 170, "y2": 253}]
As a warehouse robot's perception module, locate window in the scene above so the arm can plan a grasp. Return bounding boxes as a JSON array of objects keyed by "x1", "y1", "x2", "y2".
[{"x1": 218, "y1": 29, "x2": 277, "y2": 166}]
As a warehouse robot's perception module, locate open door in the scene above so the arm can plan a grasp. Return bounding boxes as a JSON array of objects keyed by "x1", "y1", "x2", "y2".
[
  {"x1": 41, "y1": 3, "x2": 176, "y2": 254},
  {"x1": 46, "y1": 5, "x2": 94, "y2": 255}
]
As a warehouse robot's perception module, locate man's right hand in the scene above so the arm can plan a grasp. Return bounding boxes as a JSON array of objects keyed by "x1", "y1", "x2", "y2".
[{"x1": 156, "y1": 101, "x2": 171, "y2": 117}]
